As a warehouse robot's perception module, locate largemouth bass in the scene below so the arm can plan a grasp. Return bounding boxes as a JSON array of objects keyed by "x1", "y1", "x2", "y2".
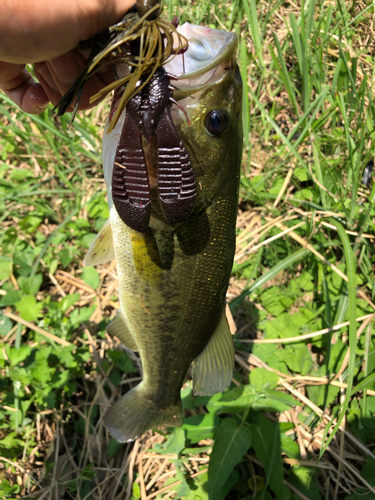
[{"x1": 85, "y1": 23, "x2": 243, "y2": 442}]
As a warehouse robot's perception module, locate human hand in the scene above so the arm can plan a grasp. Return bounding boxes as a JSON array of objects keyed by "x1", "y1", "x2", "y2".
[{"x1": 0, "y1": 0, "x2": 135, "y2": 114}]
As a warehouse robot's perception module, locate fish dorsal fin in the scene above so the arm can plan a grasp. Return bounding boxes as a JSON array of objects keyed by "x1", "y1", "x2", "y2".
[
  {"x1": 107, "y1": 309, "x2": 138, "y2": 351},
  {"x1": 192, "y1": 311, "x2": 235, "y2": 396},
  {"x1": 84, "y1": 219, "x2": 114, "y2": 267}
]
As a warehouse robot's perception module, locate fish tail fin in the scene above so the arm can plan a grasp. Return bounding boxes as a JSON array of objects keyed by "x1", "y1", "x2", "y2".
[{"x1": 104, "y1": 384, "x2": 183, "y2": 442}]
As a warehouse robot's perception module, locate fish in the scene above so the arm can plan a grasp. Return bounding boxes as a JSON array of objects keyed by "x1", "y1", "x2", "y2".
[{"x1": 84, "y1": 23, "x2": 243, "y2": 442}]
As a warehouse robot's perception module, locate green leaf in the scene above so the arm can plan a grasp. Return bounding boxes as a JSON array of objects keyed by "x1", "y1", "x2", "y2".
[
  {"x1": 249, "y1": 418, "x2": 284, "y2": 495},
  {"x1": 58, "y1": 347, "x2": 77, "y2": 368},
  {"x1": 249, "y1": 368, "x2": 279, "y2": 390},
  {"x1": 51, "y1": 368, "x2": 70, "y2": 388},
  {"x1": 287, "y1": 466, "x2": 321, "y2": 500},
  {"x1": 208, "y1": 418, "x2": 251, "y2": 499},
  {"x1": 307, "y1": 370, "x2": 340, "y2": 408},
  {"x1": 231, "y1": 247, "x2": 310, "y2": 310},
  {"x1": 0, "y1": 256, "x2": 12, "y2": 281},
  {"x1": 0, "y1": 479, "x2": 20, "y2": 496},
  {"x1": 59, "y1": 292, "x2": 80, "y2": 313},
  {"x1": 0, "y1": 289, "x2": 22, "y2": 306},
  {"x1": 132, "y1": 481, "x2": 141, "y2": 498},
  {"x1": 49, "y1": 258, "x2": 58, "y2": 275},
  {"x1": 19, "y1": 215, "x2": 42, "y2": 233},
  {"x1": 9, "y1": 168, "x2": 34, "y2": 181},
  {"x1": 181, "y1": 472, "x2": 209, "y2": 500},
  {"x1": 70, "y1": 305, "x2": 96, "y2": 326},
  {"x1": 261, "y1": 287, "x2": 293, "y2": 315},
  {"x1": 260, "y1": 312, "x2": 311, "y2": 340},
  {"x1": 30, "y1": 348, "x2": 52, "y2": 384},
  {"x1": 155, "y1": 428, "x2": 186, "y2": 456},
  {"x1": 207, "y1": 384, "x2": 297, "y2": 413},
  {"x1": 0, "y1": 312, "x2": 13, "y2": 336},
  {"x1": 280, "y1": 432, "x2": 300, "y2": 459},
  {"x1": 82, "y1": 266, "x2": 100, "y2": 289},
  {"x1": 294, "y1": 167, "x2": 310, "y2": 182},
  {"x1": 275, "y1": 344, "x2": 313, "y2": 375},
  {"x1": 81, "y1": 233, "x2": 96, "y2": 249},
  {"x1": 182, "y1": 413, "x2": 219, "y2": 444},
  {"x1": 107, "y1": 349, "x2": 137, "y2": 373},
  {"x1": 18, "y1": 274, "x2": 43, "y2": 295},
  {"x1": 251, "y1": 342, "x2": 289, "y2": 374},
  {"x1": 60, "y1": 249, "x2": 72, "y2": 267},
  {"x1": 181, "y1": 382, "x2": 195, "y2": 411},
  {"x1": 216, "y1": 470, "x2": 240, "y2": 500},
  {"x1": 87, "y1": 196, "x2": 109, "y2": 219},
  {"x1": 6, "y1": 345, "x2": 32, "y2": 366},
  {"x1": 15, "y1": 295, "x2": 43, "y2": 322}
]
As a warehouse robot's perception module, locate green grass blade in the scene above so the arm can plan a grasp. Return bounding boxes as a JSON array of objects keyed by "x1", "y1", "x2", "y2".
[
  {"x1": 240, "y1": 38, "x2": 250, "y2": 149},
  {"x1": 319, "y1": 218, "x2": 357, "y2": 456},
  {"x1": 249, "y1": 88, "x2": 307, "y2": 172},
  {"x1": 270, "y1": 35, "x2": 300, "y2": 118},
  {"x1": 243, "y1": 0, "x2": 264, "y2": 68}
]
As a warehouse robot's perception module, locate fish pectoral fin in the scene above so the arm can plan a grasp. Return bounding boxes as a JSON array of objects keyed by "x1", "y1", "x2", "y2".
[
  {"x1": 107, "y1": 309, "x2": 138, "y2": 351},
  {"x1": 192, "y1": 311, "x2": 235, "y2": 396},
  {"x1": 84, "y1": 219, "x2": 114, "y2": 266}
]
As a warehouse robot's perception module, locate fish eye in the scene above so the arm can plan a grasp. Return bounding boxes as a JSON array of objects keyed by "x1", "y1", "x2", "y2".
[{"x1": 204, "y1": 110, "x2": 228, "y2": 136}]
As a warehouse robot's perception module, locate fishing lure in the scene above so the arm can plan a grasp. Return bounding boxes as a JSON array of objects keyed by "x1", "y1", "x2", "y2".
[
  {"x1": 56, "y1": 0, "x2": 196, "y2": 231},
  {"x1": 112, "y1": 66, "x2": 197, "y2": 232}
]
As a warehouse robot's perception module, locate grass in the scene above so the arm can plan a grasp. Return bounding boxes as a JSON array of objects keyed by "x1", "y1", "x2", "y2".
[{"x1": 1, "y1": 0, "x2": 375, "y2": 498}]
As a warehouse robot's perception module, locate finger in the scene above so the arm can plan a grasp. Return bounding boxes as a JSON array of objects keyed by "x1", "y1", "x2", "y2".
[
  {"x1": 71, "y1": 65, "x2": 116, "y2": 111},
  {"x1": 35, "y1": 62, "x2": 71, "y2": 108},
  {"x1": 46, "y1": 52, "x2": 116, "y2": 111},
  {"x1": 0, "y1": 61, "x2": 26, "y2": 86},
  {"x1": 2, "y1": 67, "x2": 49, "y2": 114}
]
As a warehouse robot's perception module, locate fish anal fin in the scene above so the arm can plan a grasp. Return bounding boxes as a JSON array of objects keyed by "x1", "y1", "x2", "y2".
[
  {"x1": 192, "y1": 311, "x2": 235, "y2": 396},
  {"x1": 84, "y1": 219, "x2": 114, "y2": 267},
  {"x1": 105, "y1": 383, "x2": 183, "y2": 442},
  {"x1": 107, "y1": 309, "x2": 138, "y2": 351}
]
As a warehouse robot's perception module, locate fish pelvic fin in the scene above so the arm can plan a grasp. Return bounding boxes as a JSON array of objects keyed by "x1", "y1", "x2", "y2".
[
  {"x1": 84, "y1": 219, "x2": 114, "y2": 266},
  {"x1": 192, "y1": 311, "x2": 235, "y2": 396},
  {"x1": 106, "y1": 309, "x2": 138, "y2": 351},
  {"x1": 105, "y1": 384, "x2": 183, "y2": 442}
]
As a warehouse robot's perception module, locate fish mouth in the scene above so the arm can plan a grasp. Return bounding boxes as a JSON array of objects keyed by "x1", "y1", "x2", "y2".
[
  {"x1": 114, "y1": 23, "x2": 238, "y2": 95},
  {"x1": 165, "y1": 23, "x2": 238, "y2": 93}
]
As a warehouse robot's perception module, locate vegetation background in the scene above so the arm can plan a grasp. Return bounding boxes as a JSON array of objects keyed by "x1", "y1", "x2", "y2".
[{"x1": 1, "y1": 0, "x2": 375, "y2": 498}]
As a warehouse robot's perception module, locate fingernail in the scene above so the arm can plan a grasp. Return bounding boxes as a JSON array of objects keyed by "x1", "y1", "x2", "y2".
[
  {"x1": 38, "y1": 63, "x2": 58, "y2": 91},
  {"x1": 49, "y1": 53, "x2": 84, "y2": 84},
  {"x1": 37, "y1": 103, "x2": 49, "y2": 112}
]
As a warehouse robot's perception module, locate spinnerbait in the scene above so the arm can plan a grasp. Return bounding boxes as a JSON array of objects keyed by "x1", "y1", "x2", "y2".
[{"x1": 56, "y1": 0, "x2": 197, "y2": 232}]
